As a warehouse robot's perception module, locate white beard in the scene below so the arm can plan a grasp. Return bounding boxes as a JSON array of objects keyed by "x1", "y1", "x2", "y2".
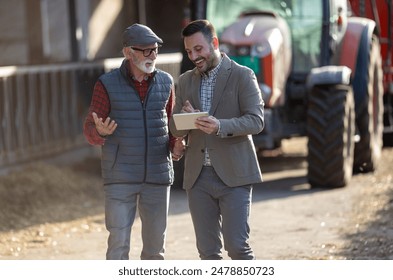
[{"x1": 136, "y1": 59, "x2": 156, "y2": 74}]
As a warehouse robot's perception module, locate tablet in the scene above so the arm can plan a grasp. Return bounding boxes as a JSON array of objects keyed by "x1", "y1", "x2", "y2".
[{"x1": 173, "y1": 112, "x2": 209, "y2": 130}]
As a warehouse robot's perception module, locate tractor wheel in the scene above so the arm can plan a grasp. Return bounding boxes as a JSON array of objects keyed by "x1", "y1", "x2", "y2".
[
  {"x1": 353, "y1": 36, "x2": 384, "y2": 173},
  {"x1": 307, "y1": 84, "x2": 355, "y2": 188}
]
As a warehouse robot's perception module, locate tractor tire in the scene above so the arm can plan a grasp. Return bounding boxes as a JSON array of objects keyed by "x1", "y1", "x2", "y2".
[
  {"x1": 307, "y1": 84, "x2": 355, "y2": 188},
  {"x1": 353, "y1": 36, "x2": 384, "y2": 173}
]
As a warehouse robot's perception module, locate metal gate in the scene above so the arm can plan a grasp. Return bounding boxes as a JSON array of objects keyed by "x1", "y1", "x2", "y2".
[{"x1": 0, "y1": 53, "x2": 182, "y2": 169}]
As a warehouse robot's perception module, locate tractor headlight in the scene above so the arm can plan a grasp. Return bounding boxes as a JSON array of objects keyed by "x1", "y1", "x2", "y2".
[
  {"x1": 251, "y1": 43, "x2": 271, "y2": 57},
  {"x1": 237, "y1": 46, "x2": 250, "y2": 56}
]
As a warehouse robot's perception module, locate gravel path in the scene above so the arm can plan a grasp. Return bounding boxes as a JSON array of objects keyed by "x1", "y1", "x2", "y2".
[{"x1": 0, "y1": 138, "x2": 392, "y2": 260}]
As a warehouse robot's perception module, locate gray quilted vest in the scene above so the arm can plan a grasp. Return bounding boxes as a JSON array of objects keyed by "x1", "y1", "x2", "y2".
[{"x1": 99, "y1": 63, "x2": 174, "y2": 186}]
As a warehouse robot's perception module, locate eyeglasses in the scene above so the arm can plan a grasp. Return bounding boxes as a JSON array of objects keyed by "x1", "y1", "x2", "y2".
[{"x1": 130, "y1": 46, "x2": 161, "y2": 57}]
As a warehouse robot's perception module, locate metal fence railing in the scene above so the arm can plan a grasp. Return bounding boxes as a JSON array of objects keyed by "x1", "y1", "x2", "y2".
[{"x1": 0, "y1": 53, "x2": 182, "y2": 169}]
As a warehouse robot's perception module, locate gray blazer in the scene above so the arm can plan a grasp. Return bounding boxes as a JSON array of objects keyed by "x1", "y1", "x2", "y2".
[{"x1": 169, "y1": 54, "x2": 264, "y2": 189}]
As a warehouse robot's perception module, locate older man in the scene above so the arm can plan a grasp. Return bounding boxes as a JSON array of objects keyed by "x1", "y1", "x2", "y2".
[{"x1": 84, "y1": 24, "x2": 183, "y2": 260}]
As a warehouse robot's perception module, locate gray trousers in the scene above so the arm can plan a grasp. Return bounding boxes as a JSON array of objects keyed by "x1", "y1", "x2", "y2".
[
  {"x1": 187, "y1": 166, "x2": 255, "y2": 260},
  {"x1": 104, "y1": 183, "x2": 170, "y2": 260}
]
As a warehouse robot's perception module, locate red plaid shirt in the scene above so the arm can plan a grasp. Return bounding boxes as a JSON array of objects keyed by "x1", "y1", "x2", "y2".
[{"x1": 83, "y1": 67, "x2": 176, "y2": 149}]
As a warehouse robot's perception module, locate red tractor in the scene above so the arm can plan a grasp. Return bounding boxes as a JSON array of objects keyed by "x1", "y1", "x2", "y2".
[{"x1": 180, "y1": 0, "x2": 392, "y2": 188}]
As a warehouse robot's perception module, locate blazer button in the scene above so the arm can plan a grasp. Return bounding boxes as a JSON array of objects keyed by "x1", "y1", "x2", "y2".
[{"x1": 201, "y1": 149, "x2": 205, "y2": 153}]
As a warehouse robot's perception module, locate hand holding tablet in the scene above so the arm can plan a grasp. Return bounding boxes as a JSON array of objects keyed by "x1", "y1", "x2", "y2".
[{"x1": 173, "y1": 112, "x2": 209, "y2": 130}]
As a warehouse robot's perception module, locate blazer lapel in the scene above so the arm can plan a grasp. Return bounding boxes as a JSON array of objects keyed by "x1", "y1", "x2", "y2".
[{"x1": 210, "y1": 55, "x2": 231, "y2": 115}]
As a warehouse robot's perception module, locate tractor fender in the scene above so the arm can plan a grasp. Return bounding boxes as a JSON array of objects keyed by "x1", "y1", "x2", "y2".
[
  {"x1": 351, "y1": 23, "x2": 378, "y2": 108},
  {"x1": 306, "y1": 65, "x2": 352, "y2": 89},
  {"x1": 339, "y1": 17, "x2": 376, "y2": 79}
]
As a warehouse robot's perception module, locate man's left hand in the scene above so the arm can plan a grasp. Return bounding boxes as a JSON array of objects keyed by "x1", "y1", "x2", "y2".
[{"x1": 195, "y1": 116, "x2": 219, "y2": 135}]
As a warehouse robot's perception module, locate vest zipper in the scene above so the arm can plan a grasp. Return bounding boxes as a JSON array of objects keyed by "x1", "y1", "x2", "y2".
[{"x1": 142, "y1": 87, "x2": 150, "y2": 182}]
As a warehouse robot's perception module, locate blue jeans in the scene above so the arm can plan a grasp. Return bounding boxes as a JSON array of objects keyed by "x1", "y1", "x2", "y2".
[
  {"x1": 104, "y1": 183, "x2": 170, "y2": 260},
  {"x1": 187, "y1": 166, "x2": 255, "y2": 260}
]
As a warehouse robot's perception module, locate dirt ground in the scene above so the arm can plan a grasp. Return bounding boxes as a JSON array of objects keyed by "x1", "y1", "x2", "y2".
[{"x1": 0, "y1": 138, "x2": 392, "y2": 260}]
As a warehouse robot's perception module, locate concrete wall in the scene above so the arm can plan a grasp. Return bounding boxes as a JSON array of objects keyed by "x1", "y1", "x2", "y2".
[
  {"x1": 0, "y1": 0, "x2": 186, "y2": 67},
  {"x1": 0, "y1": 0, "x2": 32, "y2": 65}
]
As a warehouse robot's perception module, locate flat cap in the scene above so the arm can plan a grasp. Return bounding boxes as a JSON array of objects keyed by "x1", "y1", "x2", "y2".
[{"x1": 122, "y1": 23, "x2": 163, "y2": 47}]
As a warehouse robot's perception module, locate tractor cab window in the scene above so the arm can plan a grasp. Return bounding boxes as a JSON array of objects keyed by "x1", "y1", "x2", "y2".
[
  {"x1": 286, "y1": 0, "x2": 323, "y2": 72},
  {"x1": 206, "y1": 0, "x2": 323, "y2": 72}
]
